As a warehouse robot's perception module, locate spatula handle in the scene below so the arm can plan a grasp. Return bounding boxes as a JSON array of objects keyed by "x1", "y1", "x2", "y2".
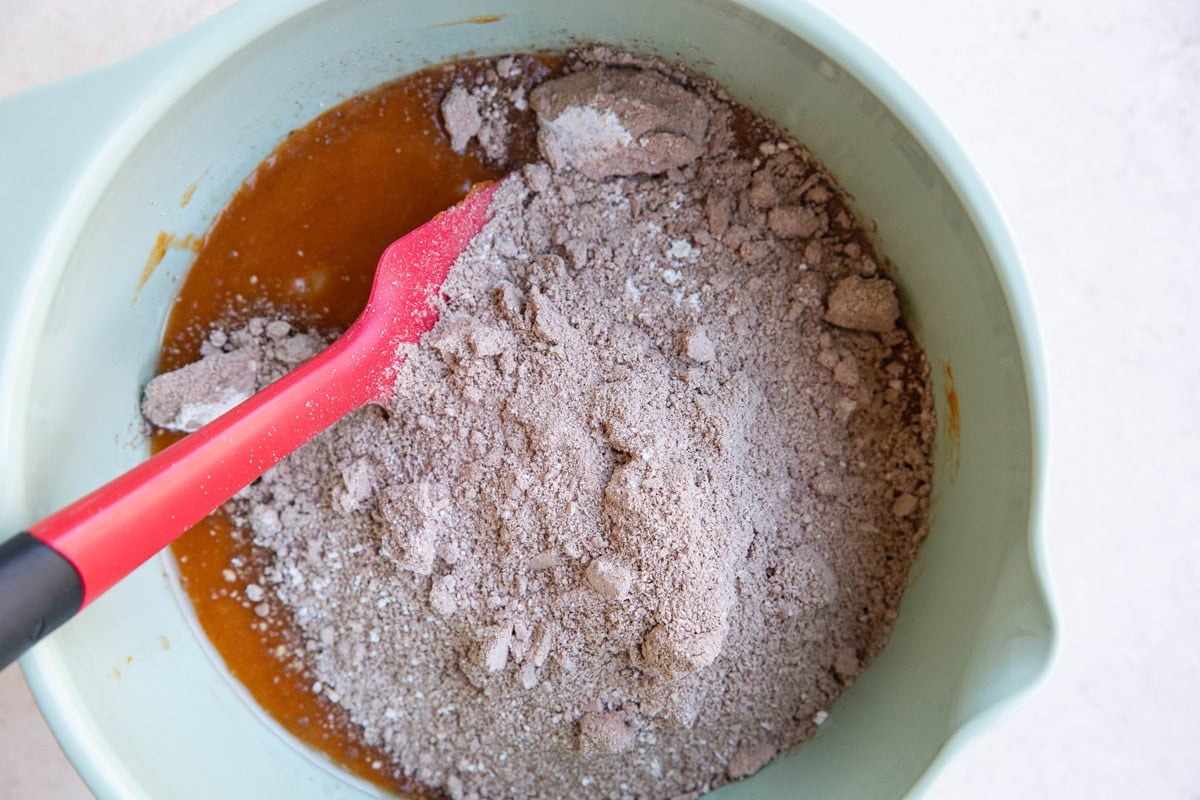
[{"x1": 0, "y1": 532, "x2": 84, "y2": 668}]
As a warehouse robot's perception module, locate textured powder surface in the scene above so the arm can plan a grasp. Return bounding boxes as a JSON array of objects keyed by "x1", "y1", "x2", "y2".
[
  {"x1": 143, "y1": 319, "x2": 322, "y2": 433},
  {"x1": 142, "y1": 346, "x2": 258, "y2": 432},
  {"x1": 529, "y1": 67, "x2": 710, "y2": 180},
  {"x1": 439, "y1": 56, "x2": 533, "y2": 163},
  {"x1": 151, "y1": 54, "x2": 935, "y2": 800}
]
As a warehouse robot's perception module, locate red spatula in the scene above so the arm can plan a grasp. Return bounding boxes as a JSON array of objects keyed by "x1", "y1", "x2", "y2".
[{"x1": 0, "y1": 181, "x2": 500, "y2": 668}]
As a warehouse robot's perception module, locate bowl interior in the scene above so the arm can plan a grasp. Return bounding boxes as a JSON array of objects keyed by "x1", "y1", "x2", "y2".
[{"x1": 7, "y1": 0, "x2": 1053, "y2": 797}]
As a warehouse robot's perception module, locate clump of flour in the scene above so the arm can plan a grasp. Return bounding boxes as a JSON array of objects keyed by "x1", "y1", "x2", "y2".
[
  {"x1": 146, "y1": 52, "x2": 934, "y2": 800},
  {"x1": 440, "y1": 56, "x2": 535, "y2": 164}
]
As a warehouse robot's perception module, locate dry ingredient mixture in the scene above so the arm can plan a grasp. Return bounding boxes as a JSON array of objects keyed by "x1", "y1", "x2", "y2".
[{"x1": 146, "y1": 50, "x2": 934, "y2": 800}]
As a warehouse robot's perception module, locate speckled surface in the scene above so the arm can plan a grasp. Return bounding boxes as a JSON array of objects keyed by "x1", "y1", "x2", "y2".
[{"x1": 1, "y1": 1, "x2": 1197, "y2": 798}]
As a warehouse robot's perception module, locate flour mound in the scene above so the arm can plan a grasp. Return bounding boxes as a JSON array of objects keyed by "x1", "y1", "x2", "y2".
[{"x1": 153, "y1": 56, "x2": 934, "y2": 800}]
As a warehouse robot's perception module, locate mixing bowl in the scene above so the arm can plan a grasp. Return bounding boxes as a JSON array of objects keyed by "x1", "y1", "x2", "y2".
[{"x1": 0, "y1": 0, "x2": 1056, "y2": 797}]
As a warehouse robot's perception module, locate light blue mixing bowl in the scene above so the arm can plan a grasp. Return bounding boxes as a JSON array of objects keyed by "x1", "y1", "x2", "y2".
[{"x1": 0, "y1": 0, "x2": 1056, "y2": 797}]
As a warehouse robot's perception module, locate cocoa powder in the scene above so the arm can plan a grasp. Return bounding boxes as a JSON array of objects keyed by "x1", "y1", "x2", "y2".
[{"x1": 145, "y1": 52, "x2": 934, "y2": 800}]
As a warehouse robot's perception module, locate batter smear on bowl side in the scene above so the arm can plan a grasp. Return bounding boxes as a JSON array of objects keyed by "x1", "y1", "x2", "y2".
[{"x1": 147, "y1": 49, "x2": 934, "y2": 799}]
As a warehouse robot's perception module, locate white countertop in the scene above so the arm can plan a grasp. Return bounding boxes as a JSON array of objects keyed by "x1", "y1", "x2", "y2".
[{"x1": 2, "y1": 0, "x2": 1197, "y2": 797}]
